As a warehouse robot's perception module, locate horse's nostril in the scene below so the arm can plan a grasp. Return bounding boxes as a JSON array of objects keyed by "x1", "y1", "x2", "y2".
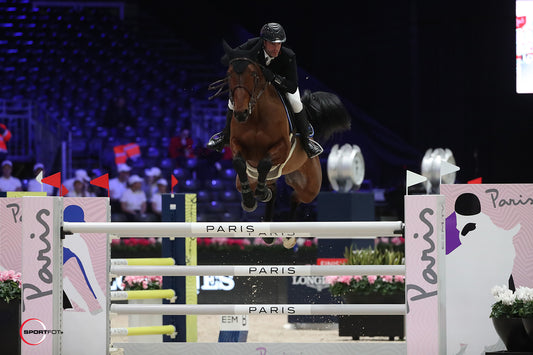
[{"x1": 235, "y1": 111, "x2": 248, "y2": 122}]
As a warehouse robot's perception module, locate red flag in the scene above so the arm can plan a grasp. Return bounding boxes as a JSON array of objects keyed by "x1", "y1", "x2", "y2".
[
  {"x1": 171, "y1": 175, "x2": 178, "y2": 192},
  {"x1": 42, "y1": 172, "x2": 61, "y2": 188},
  {"x1": 468, "y1": 177, "x2": 482, "y2": 184},
  {"x1": 113, "y1": 145, "x2": 127, "y2": 165},
  {"x1": 124, "y1": 143, "x2": 141, "y2": 160},
  {"x1": 91, "y1": 174, "x2": 110, "y2": 197},
  {"x1": 60, "y1": 184, "x2": 68, "y2": 197}
]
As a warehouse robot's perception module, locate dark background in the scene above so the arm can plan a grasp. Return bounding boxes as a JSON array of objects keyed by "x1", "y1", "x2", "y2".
[{"x1": 142, "y1": 0, "x2": 532, "y2": 185}]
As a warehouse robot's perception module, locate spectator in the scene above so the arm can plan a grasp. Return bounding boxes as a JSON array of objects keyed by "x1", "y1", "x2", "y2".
[
  {"x1": 64, "y1": 169, "x2": 90, "y2": 193},
  {"x1": 88, "y1": 168, "x2": 107, "y2": 197},
  {"x1": 66, "y1": 177, "x2": 96, "y2": 197},
  {"x1": 120, "y1": 174, "x2": 148, "y2": 221},
  {"x1": 0, "y1": 123, "x2": 11, "y2": 162},
  {"x1": 109, "y1": 164, "x2": 131, "y2": 217},
  {"x1": 143, "y1": 166, "x2": 161, "y2": 206},
  {"x1": 27, "y1": 162, "x2": 55, "y2": 195},
  {"x1": 0, "y1": 160, "x2": 22, "y2": 192},
  {"x1": 151, "y1": 178, "x2": 168, "y2": 221},
  {"x1": 169, "y1": 128, "x2": 195, "y2": 168}
]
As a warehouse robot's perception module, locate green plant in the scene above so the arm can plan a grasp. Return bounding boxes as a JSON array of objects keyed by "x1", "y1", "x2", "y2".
[
  {"x1": 489, "y1": 285, "x2": 533, "y2": 318},
  {"x1": 344, "y1": 245, "x2": 404, "y2": 266},
  {"x1": 326, "y1": 245, "x2": 405, "y2": 297},
  {"x1": 0, "y1": 270, "x2": 22, "y2": 303}
]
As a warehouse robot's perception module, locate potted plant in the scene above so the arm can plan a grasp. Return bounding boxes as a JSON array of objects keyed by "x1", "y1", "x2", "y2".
[
  {"x1": 490, "y1": 285, "x2": 533, "y2": 351},
  {"x1": 0, "y1": 270, "x2": 22, "y2": 355},
  {"x1": 122, "y1": 275, "x2": 163, "y2": 291},
  {"x1": 325, "y1": 245, "x2": 405, "y2": 340},
  {"x1": 517, "y1": 287, "x2": 533, "y2": 343}
]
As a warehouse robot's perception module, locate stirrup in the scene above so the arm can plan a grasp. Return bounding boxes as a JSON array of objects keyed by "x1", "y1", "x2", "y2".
[{"x1": 306, "y1": 140, "x2": 323, "y2": 159}]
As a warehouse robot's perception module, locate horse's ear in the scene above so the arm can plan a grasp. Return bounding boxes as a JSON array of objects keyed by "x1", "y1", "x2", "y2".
[{"x1": 222, "y1": 40, "x2": 233, "y2": 56}]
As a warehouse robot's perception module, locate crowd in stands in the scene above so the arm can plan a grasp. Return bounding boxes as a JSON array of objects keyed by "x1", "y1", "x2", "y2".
[
  {"x1": 0, "y1": 158, "x2": 173, "y2": 222},
  {"x1": 0, "y1": 1, "x2": 305, "y2": 222}
]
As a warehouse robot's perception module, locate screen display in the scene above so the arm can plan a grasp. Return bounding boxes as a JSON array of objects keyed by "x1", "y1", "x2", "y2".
[{"x1": 517, "y1": 0, "x2": 533, "y2": 93}]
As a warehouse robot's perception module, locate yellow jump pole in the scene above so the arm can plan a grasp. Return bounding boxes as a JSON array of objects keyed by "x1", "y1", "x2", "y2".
[
  {"x1": 111, "y1": 289, "x2": 176, "y2": 302},
  {"x1": 110, "y1": 325, "x2": 176, "y2": 338},
  {"x1": 111, "y1": 257, "x2": 175, "y2": 266}
]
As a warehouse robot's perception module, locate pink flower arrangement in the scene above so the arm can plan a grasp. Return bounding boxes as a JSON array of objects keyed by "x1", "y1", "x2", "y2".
[
  {"x1": 326, "y1": 274, "x2": 405, "y2": 297},
  {"x1": 122, "y1": 275, "x2": 163, "y2": 291},
  {"x1": 0, "y1": 270, "x2": 22, "y2": 303}
]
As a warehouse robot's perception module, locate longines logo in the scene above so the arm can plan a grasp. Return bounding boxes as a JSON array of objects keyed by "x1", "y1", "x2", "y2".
[{"x1": 291, "y1": 276, "x2": 329, "y2": 292}]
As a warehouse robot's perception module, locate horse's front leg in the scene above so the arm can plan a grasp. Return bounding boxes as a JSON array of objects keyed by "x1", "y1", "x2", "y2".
[
  {"x1": 254, "y1": 157, "x2": 273, "y2": 203},
  {"x1": 232, "y1": 153, "x2": 257, "y2": 212}
]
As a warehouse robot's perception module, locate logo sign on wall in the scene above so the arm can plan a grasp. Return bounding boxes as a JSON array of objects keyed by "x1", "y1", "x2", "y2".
[{"x1": 442, "y1": 184, "x2": 533, "y2": 354}]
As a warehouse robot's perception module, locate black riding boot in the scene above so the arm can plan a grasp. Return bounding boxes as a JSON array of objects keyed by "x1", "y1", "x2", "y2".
[
  {"x1": 294, "y1": 110, "x2": 323, "y2": 158},
  {"x1": 207, "y1": 109, "x2": 233, "y2": 152}
]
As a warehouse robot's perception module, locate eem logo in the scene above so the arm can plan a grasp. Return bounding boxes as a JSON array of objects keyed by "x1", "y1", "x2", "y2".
[{"x1": 19, "y1": 318, "x2": 63, "y2": 346}]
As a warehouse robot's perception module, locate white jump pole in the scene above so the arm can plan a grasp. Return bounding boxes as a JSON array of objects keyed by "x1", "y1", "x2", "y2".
[
  {"x1": 111, "y1": 303, "x2": 406, "y2": 316},
  {"x1": 62, "y1": 221, "x2": 404, "y2": 237},
  {"x1": 110, "y1": 264, "x2": 406, "y2": 277}
]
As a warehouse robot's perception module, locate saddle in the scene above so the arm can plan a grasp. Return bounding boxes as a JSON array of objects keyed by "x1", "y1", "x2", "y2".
[{"x1": 276, "y1": 90, "x2": 315, "y2": 138}]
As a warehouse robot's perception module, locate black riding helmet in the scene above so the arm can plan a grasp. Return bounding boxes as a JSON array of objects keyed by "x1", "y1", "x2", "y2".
[{"x1": 260, "y1": 23, "x2": 286, "y2": 43}]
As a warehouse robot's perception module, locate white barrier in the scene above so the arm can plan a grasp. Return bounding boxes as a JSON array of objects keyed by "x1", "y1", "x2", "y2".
[
  {"x1": 14, "y1": 192, "x2": 446, "y2": 355},
  {"x1": 111, "y1": 303, "x2": 406, "y2": 316},
  {"x1": 62, "y1": 221, "x2": 404, "y2": 237},
  {"x1": 110, "y1": 264, "x2": 406, "y2": 277}
]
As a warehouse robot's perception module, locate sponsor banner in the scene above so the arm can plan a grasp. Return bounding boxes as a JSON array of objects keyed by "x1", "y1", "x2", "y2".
[
  {"x1": 220, "y1": 315, "x2": 249, "y2": 331},
  {"x1": 62, "y1": 197, "x2": 109, "y2": 355},
  {"x1": 0, "y1": 198, "x2": 24, "y2": 273},
  {"x1": 404, "y1": 195, "x2": 444, "y2": 355},
  {"x1": 235, "y1": 305, "x2": 303, "y2": 315},
  {"x1": 442, "y1": 184, "x2": 533, "y2": 354},
  {"x1": 21, "y1": 196, "x2": 61, "y2": 354},
  {"x1": 234, "y1": 265, "x2": 302, "y2": 276},
  {"x1": 317, "y1": 258, "x2": 346, "y2": 265}
]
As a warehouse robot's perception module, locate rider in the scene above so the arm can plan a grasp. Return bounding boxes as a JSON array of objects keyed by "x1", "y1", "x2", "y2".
[{"x1": 207, "y1": 22, "x2": 323, "y2": 159}]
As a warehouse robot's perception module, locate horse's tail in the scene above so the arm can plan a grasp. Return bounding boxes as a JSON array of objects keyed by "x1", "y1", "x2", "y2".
[{"x1": 302, "y1": 90, "x2": 351, "y2": 142}]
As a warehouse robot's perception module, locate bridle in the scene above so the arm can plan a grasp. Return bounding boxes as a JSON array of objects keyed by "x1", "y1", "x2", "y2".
[{"x1": 228, "y1": 57, "x2": 268, "y2": 117}]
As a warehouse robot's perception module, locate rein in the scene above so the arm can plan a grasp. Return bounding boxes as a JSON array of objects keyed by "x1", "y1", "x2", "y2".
[{"x1": 227, "y1": 57, "x2": 268, "y2": 115}]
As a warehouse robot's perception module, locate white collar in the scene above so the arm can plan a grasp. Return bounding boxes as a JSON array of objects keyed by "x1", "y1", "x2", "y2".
[{"x1": 263, "y1": 49, "x2": 275, "y2": 66}]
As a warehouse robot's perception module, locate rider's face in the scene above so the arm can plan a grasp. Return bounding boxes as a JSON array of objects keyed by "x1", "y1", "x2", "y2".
[{"x1": 264, "y1": 40, "x2": 282, "y2": 58}]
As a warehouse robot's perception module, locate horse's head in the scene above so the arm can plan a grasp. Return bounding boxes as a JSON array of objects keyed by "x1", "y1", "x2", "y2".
[{"x1": 223, "y1": 40, "x2": 266, "y2": 122}]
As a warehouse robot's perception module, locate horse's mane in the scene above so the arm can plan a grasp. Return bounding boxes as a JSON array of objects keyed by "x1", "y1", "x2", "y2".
[{"x1": 301, "y1": 90, "x2": 351, "y2": 142}]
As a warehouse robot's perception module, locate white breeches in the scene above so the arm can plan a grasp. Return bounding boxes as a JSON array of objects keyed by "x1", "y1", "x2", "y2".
[{"x1": 227, "y1": 88, "x2": 303, "y2": 113}]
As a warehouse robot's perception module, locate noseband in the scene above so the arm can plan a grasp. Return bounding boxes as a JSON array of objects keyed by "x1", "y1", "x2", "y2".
[{"x1": 228, "y1": 57, "x2": 267, "y2": 117}]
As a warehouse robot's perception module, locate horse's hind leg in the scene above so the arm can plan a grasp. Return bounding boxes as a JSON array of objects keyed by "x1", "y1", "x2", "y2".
[
  {"x1": 255, "y1": 157, "x2": 273, "y2": 203},
  {"x1": 232, "y1": 154, "x2": 257, "y2": 212}
]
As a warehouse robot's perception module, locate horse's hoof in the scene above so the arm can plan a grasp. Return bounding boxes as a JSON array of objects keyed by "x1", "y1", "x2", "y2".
[
  {"x1": 262, "y1": 237, "x2": 275, "y2": 245},
  {"x1": 282, "y1": 237, "x2": 297, "y2": 249},
  {"x1": 256, "y1": 187, "x2": 272, "y2": 203},
  {"x1": 241, "y1": 200, "x2": 257, "y2": 212}
]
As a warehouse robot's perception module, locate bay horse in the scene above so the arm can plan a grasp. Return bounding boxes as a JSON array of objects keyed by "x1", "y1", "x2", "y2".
[{"x1": 212, "y1": 41, "x2": 351, "y2": 235}]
